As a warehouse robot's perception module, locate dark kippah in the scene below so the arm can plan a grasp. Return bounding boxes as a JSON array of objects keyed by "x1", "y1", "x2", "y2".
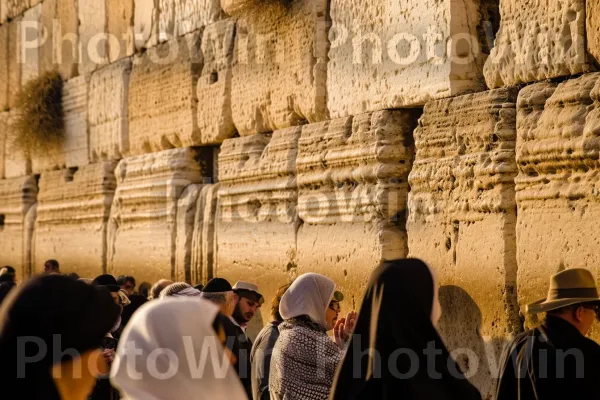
[
  {"x1": 92, "y1": 274, "x2": 121, "y2": 293},
  {"x1": 202, "y1": 278, "x2": 233, "y2": 293}
]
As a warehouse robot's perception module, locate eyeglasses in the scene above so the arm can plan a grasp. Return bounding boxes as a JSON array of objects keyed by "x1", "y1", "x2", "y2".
[
  {"x1": 329, "y1": 301, "x2": 341, "y2": 313},
  {"x1": 583, "y1": 305, "x2": 600, "y2": 316}
]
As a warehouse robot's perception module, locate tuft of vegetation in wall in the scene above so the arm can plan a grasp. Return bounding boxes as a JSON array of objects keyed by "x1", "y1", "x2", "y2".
[{"x1": 12, "y1": 71, "x2": 64, "y2": 156}]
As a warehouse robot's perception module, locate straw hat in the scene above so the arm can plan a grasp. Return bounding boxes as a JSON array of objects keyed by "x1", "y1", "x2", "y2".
[{"x1": 527, "y1": 268, "x2": 600, "y2": 313}]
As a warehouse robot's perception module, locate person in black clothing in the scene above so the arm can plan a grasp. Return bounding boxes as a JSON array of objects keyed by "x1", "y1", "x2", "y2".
[
  {"x1": 0, "y1": 274, "x2": 119, "y2": 400},
  {"x1": 89, "y1": 274, "x2": 124, "y2": 400},
  {"x1": 330, "y1": 259, "x2": 482, "y2": 400},
  {"x1": 496, "y1": 268, "x2": 600, "y2": 400},
  {"x1": 0, "y1": 266, "x2": 16, "y2": 283}
]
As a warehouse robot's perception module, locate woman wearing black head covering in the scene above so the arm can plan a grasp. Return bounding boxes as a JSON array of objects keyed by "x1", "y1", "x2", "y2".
[
  {"x1": 0, "y1": 274, "x2": 120, "y2": 400},
  {"x1": 329, "y1": 259, "x2": 482, "y2": 400}
]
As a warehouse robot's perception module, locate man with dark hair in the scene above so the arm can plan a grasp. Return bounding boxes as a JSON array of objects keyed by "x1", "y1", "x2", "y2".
[
  {"x1": 232, "y1": 281, "x2": 264, "y2": 332},
  {"x1": 497, "y1": 268, "x2": 600, "y2": 399},
  {"x1": 251, "y1": 282, "x2": 292, "y2": 400},
  {"x1": 117, "y1": 275, "x2": 136, "y2": 296},
  {"x1": 43, "y1": 259, "x2": 60, "y2": 274}
]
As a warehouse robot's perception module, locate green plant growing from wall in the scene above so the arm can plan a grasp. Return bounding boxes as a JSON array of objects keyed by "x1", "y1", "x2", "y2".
[{"x1": 12, "y1": 71, "x2": 64, "y2": 156}]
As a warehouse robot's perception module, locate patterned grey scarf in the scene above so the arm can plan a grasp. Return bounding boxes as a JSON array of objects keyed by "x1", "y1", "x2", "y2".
[{"x1": 269, "y1": 316, "x2": 343, "y2": 400}]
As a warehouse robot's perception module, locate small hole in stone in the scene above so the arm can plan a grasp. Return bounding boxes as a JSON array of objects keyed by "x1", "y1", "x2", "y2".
[
  {"x1": 0, "y1": 214, "x2": 4, "y2": 228},
  {"x1": 210, "y1": 71, "x2": 218, "y2": 84},
  {"x1": 65, "y1": 167, "x2": 78, "y2": 182}
]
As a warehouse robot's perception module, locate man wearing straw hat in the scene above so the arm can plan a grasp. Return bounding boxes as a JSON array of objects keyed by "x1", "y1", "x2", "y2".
[{"x1": 496, "y1": 268, "x2": 600, "y2": 399}]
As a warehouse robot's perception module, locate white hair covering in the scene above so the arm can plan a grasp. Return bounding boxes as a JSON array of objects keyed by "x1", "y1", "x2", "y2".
[
  {"x1": 279, "y1": 273, "x2": 335, "y2": 329},
  {"x1": 110, "y1": 297, "x2": 247, "y2": 400}
]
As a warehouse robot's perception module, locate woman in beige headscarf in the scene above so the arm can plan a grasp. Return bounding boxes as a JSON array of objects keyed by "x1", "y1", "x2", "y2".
[{"x1": 111, "y1": 297, "x2": 247, "y2": 400}]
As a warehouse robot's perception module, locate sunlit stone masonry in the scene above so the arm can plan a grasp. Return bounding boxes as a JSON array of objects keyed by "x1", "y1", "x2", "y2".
[
  {"x1": 107, "y1": 147, "x2": 207, "y2": 284},
  {"x1": 515, "y1": 73, "x2": 600, "y2": 342},
  {"x1": 33, "y1": 163, "x2": 117, "y2": 278},
  {"x1": 296, "y1": 110, "x2": 419, "y2": 304},
  {"x1": 328, "y1": 0, "x2": 496, "y2": 118},
  {"x1": 485, "y1": 0, "x2": 599, "y2": 88},
  {"x1": 407, "y1": 88, "x2": 519, "y2": 396},
  {"x1": 0, "y1": 175, "x2": 38, "y2": 281},
  {"x1": 229, "y1": 0, "x2": 329, "y2": 135},
  {"x1": 217, "y1": 127, "x2": 301, "y2": 307}
]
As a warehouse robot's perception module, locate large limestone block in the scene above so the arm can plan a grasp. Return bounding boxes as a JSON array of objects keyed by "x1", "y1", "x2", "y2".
[
  {"x1": 0, "y1": 113, "x2": 4, "y2": 178},
  {"x1": 32, "y1": 75, "x2": 90, "y2": 173},
  {"x1": 0, "y1": 175, "x2": 38, "y2": 280},
  {"x1": 589, "y1": 1, "x2": 600, "y2": 64},
  {"x1": 407, "y1": 89, "x2": 519, "y2": 396},
  {"x1": 328, "y1": 0, "x2": 493, "y2": 119},
  {"x1": 107, "y1": 0, "x2": 134, "y2": 63},
  {"x1": 3, "y1": 111, "x2": 31, "y2": 178},
  {"x1": 79, "y1": 0, "x2": 108, "y2": 75},
  {"x1": 21, "y1": 4, "x2": 41, "y2": 85},
  {"x1": 190, "y1": 183, "x2": 219, "y2": 285},
  {"x1": 159, "y1": 0, "x2": 221, "y2": 41},
  {"x1": 230, "y1": 1, "x2": 329, "y2": 135},
  {"x1": 217, "y1": 127, "x2": 301, "y2": 310},
  {"x1": 107, "y1": 147, "x2": 206, "y2": 283},
  {"x1": 197, "y1": 19, "x2": 236, "y2": 144},
  {"x1": 55, "y1": 0, "x2": 79, "y2": 79},
  {"x1": 485, "y1": 0, "x2": 595, "y2": 88},
  {"x1": 296, "y1": 110, "x2": 419, "y2": 306},
  {"x1": 0, "y1": 24, "x2": 8, "y2": 111},
  {"x1": 39, "y1": 0, "x2": 56, "y2": 74},
  {"x1": 175, "y1": 183, "x2": 208, "y2": 283},
  {"x1": 8, "y1": 18, "x2": 22, "y2": 109},
  {"x1": 134, "y1": 0, "x2": 159, "y2": 50},
  {"x1": 89, "y1": 58, "x2": 131, "y2": 162},
  {"x1": 128, "y1": 33, "x2": 202, "y2": 155},
  {"x1": 33, "y1": 163, "x2": 117, "y2": 278},
  {"x1": 515, "y1": 73, "x2": 600, "y2": 340}
]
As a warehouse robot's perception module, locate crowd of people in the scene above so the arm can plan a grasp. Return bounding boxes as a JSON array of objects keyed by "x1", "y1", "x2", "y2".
[{"x1": 0, "y1": 258, "x2": 598, "y2": 399}]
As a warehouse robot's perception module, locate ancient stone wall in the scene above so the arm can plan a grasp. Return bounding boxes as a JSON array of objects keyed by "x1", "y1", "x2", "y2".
[{"x1": 2, "y1": 1, "x2": 600, "y2": 396}]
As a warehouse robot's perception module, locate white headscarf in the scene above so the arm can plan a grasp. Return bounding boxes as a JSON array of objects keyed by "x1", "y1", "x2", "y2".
[
  {"x1": 279, "y1": 273, "x2": 335, "y2": 329},
  {"x1": 111, "y1": 297, "x2": 247, "y2": 400}
]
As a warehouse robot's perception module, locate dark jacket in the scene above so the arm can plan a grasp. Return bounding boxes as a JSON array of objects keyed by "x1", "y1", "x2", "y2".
[
  {"x1": 218, "y1": 314, "x2": 253, "y2": 399},
  {"x1": 88, "y1": 335, "x2": 119, "y2": 400},
  {"x1": 251, "y1": 321, "x2": 280, "y2": 400},
  {"x1": 496, "y1": 316, "x2": 600, "y2": 400}
]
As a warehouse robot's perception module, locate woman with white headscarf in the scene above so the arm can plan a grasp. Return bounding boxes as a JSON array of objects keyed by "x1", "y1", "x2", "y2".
[
  {"x1": 110, "y1": 297, "x2": 247, "y2": 400},
  {"x1": 269, "y1": 273, "x2": 356, "y2": 400}
]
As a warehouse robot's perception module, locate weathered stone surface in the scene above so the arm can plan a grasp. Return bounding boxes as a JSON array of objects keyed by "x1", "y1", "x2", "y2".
[
  {"x1": 0, "y1": 175, "x2": 38, "y2": 280},
  {"x1": 175, "y1": 183, "x2": 202, "y2": 282},
  {"x1": 296, "y1": 110, "x2": 418, "y2": 306},
  {"x1": 8, "y1": 18, "x2": 21, "y2": 109},
  {"x1": 197, "y1": 19, "x2": 236, "y2": 144},
  {"x1": 107, "y1": 147, "x2": 206, "y2": 284},
  {"x1": 0, "y1": 113, "x2": 4, "y2": 178},
  {"x1": 159, "y1": 0, "x2": 221, "y2": 41},
  {"x1": 589, "y1": 1, "x2": 600, "y2": 65},
  {"x1": 515, "y1": 73, "x2": 600, "y2": 341},
  {"x1": 107, "y1": 0, "x2": 134, "y2": 63},
  {"x1": 21, "y1": 4, "x2": 41, "y2": 85},
  {"x1": 33, "y1": 163, "x2": 117, "y2": 278},
  {"x1": 128, "y1": 33, "x2": 202, "y2": 155},
  {"x1": 485, "y1": 0, "x2": 595, "y2": 88},
  {"x1": 328, "y1": 0, "x2": 493, "y2": 119},
  {"x1": 78, "y1": 0, "x2": 108, "y2": 75},
  {"x1": 3, "y1": 111, "x2": 31, "y2": 178},
  {"x1": 39, "y1": 0, "x2": 56, "y2": 74},
  {"x1": 0, "y1": 24, "x2": 8, "y2": 111},
  {"x1": 89, "y1": 58, "x2": 131, "y2": 162},
  {"x1": 55, "y1": 0, "x2": 79, "y2": 79},
  {"x1": 32, "y1": 75, "x2": 90, "y2": 173},
  {"x1": 230, "y1": 1, "x2": 329, "y2": 135},
  {"x1": 190, "y1": 183, "x2": 219, "y2": 285},
  {"x1": 217, "y1": 127, "x2": 301, "y2": 309},
  {"x1": 4, "y1": 0, "x2": 28, "y2": 19},
  {"x1": 134, "y1": 0, "x2": 159, "y2": 50},
  {"x1": 407, "y1": 89, "x2": 519, "y2": 396}
]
